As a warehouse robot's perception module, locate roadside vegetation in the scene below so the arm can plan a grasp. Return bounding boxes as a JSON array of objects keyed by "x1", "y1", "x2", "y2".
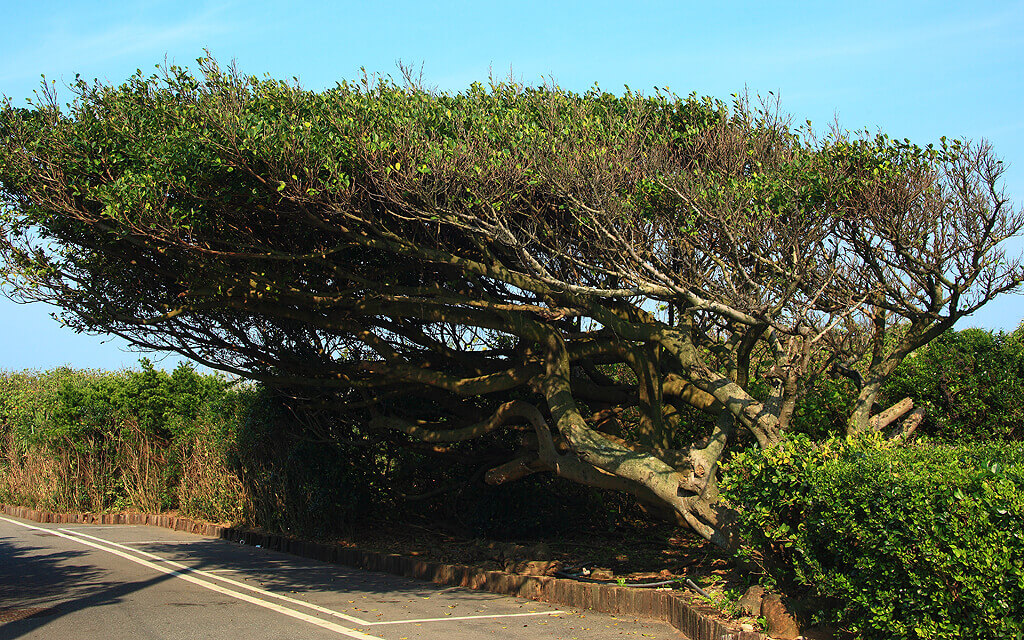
[
  {"x1": 723, "y1": 435, "x2": 1024, "y2": 639},
  {"x1": 1, "y1": 324, "x2": 1022, "y2": 638},
  {"x1": 0, "y1": 358, "x2": 618, "y2": 537},
  {"x1": 720, "y1": 323, "x2": 1024, "y2": 639},
  {"x1": 4, "y1": 60, "x2": 1022, "y2": 552},
  {"x1": 0, "y1": 360, "x2": 252, "y2": 521}
]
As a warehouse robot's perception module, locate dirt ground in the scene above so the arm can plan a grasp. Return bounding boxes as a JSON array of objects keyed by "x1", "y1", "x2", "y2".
[
  {"x1": 336, "y1": 519, "x2": 729, "y2": 580},
  {"x1": 326, "y1": 517, "x2": 765, "y2": 630}
]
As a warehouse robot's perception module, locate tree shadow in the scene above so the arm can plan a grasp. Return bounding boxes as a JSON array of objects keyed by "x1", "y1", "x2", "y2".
[
  {"x1": 1, "y1": 528, "x2": 534, "y2": 639},
  {"x1": 123, "y1": 537, "x2": 509, "y2": 602},
  {"x1": 0, "y1": 535, "x2": 175, "y2": 638}
]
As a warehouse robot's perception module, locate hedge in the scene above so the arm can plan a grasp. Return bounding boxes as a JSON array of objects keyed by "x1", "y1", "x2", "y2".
[{"x1": 722, "y1": 435, "x2": 1024, "y2": 639}]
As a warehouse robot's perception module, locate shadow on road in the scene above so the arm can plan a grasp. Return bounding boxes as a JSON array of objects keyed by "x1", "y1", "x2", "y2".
[
  {"x1": 0, "y1": 536, "x2": 174, "y2": 639},
  {"x1": 125, "y1": 537, "x2": 506, "y2": 602}
]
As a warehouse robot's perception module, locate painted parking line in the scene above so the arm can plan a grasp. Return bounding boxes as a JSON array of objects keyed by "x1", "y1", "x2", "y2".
[
  {"x1": 205, "y1": 565, "x2": 352, "y2": 572},
  {"x1": 58, "y1": 525, "x2": 132, "y2": 529},
  {"x1": 62, "y1": 528, "x2": 568, "y2": 626},
  {"x1": 119, "y1": 540, "x2": 207, "y2": 545},
  {"x1": 0, "y1": 516, "x2": 382, "y2": 640},
  {"x1": 364, "y1": 611, "x2": 566, "y2": 626},
  {"x1": 206, "y1": 566, "x2": 324, "y2": 572}
]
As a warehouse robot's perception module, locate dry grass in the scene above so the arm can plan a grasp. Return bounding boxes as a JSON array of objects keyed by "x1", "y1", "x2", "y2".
[
  {"x1": 176, "y1": 431, "x2": 251, "y2": 524},
  {"x1": 0, "y1": 432, "x2": 118, "y2": 512},
  {"x1": 1, "y1": 421, "x2": 251, "y2": 524},
  {"x1": 118, "y1": 420, "x2": 166, "y2": 513}
]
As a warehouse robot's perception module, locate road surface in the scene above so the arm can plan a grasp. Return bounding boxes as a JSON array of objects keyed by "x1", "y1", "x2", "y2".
[{"x1": 0, "y1": 514, "x2": 682, "y2": 639}]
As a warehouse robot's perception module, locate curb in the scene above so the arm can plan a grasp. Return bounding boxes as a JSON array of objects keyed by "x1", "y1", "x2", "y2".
[{"x1": 1, "y1": 504, "x2": 765, "y2": 640}]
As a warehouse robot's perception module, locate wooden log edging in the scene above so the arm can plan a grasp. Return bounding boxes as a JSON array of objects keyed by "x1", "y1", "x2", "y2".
[{"x1": 0, "y1": 504, "x2": 765, "y2": 640}]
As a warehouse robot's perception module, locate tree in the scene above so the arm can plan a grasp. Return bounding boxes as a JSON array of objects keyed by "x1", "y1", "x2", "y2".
[{"x1": 2, "y1": 59, "x2": 1021, "y2": 548}]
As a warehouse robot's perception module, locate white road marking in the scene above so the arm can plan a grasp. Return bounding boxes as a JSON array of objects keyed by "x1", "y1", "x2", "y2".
[
  {"x1": 59, "y1": 528, "x2": 372, "y2": 626},
  {"x1": 58, "y1": 525, "x2": 140, "y2": 530},
  {"x1": 365, "y1": 610, "x2": 567, "y2": 625},
  {"x1": 119, "y1": 540, "x2": 205, "y2": 545},
  {"x1": 0, "y1": 517, "x2": 382, "y2": 640},
  {"x1": 6, "y1": 517, "x2": 572, "y2": 630},
  {"x1": 67, "y1": 530, "x2": 568, "y2": 626},
  {"x1": 207, "y1": 566, "x2": 341, "y2": 572}
]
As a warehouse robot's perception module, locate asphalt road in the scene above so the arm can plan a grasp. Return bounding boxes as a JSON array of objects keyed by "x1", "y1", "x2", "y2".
[{"x1": 0, "y1": 514, "x2": 682, "y2": 640}]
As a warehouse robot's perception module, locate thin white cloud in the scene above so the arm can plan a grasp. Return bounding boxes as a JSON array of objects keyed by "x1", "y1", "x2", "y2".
[
  {"x1": 0, "y1": 2, "x2": 241, "y2": 87},
  {"x1": 750, "y1": 3, "x2": 1024, "y2": 69}
]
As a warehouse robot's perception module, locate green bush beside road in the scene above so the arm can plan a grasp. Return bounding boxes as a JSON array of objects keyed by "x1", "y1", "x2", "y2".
[
  {"x1": 786, "y1": 324, "x2": 1024, "y2": 442},
  {"x1": 885, "y1": 327, "x2": 1024, "y2": 442},
  {"x1": 0, "y1": 361, "x2": 250, "y2": 518},
  {"x1": 0, "y1": 363, "x2": 394, "y2": 531},
  {"x1": 722, "y1": 435, "x2": 1024, "y2": 639}
]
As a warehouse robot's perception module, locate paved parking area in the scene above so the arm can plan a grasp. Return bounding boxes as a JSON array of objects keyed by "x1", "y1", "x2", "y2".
[{"x1": 0, "y1": 515, "x2": 682, "y2": 639}]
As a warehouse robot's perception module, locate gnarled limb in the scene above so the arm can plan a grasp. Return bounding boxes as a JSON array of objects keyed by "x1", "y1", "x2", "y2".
[
  {"x1": 370, "y1": 399, "x2": 540, "y2": 443},
  {"x1": 662, "y1": 373, "x2": 722, "y2": 414},
  {"x1": 869, "y1": 397, "x2": 914, "y2": 431},
  {"x1": 887, "y1": 407, "x2": 925, "y2": 440},
  {"x1": 484, "y1": 455, "x2": 548, "y2": 484},
  {"x1": 534, "y1": 327, "x2": 691, "y2": 512}
]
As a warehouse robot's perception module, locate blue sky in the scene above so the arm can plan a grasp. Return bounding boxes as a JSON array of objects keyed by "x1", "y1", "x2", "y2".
[{"x1": 2, "y1": 0, "x2": 1023, "y2": 371}]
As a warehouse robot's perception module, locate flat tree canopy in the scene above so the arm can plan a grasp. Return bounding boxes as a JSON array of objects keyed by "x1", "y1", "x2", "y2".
[{"x1": 1, "y1": 59, "x2": 1021, "y2": 547}]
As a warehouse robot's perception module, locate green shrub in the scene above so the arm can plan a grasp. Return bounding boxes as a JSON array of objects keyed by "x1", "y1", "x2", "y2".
[
  {"x1": 789, "y1": 377, "x2": 858, "y2": 439},
  {"x1": 0, "y1": 359, "x2": 235, "y2": 445},
  {"x1": 883, "y1": 326, "x2": 1024, "y2": 441},
  {"x1": 0, "y1": 362, "x2": 247, "y2": 514},
  {"x1": 722, "y1": 436, "x2": 1024, "y2": 639},
  {"x1": 763, "y1": 325, "x2": 1024, "y2": 442},
  {"x1": 229, "y1": 389, "x2": 397, "y2": 536},
  {"x1": 0, "y1": 363, "x2": 407, "y2": 529}
]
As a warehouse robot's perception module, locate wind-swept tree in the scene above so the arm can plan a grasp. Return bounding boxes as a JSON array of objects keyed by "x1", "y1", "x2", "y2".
[{"x1": 2, "y1": 59, "x2": 1021, "y2": 547}]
